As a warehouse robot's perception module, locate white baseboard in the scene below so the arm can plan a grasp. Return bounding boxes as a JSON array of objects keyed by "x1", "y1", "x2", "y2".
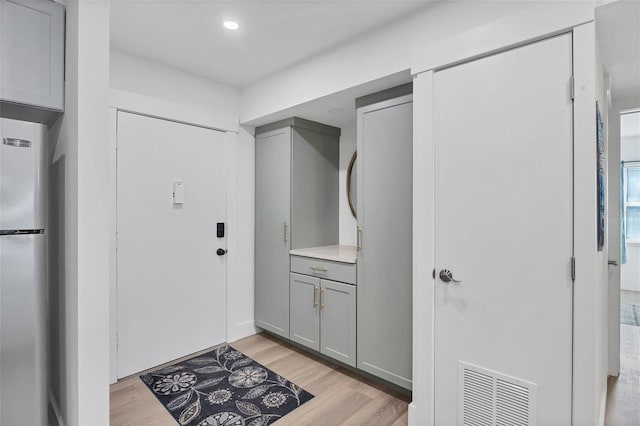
[
  {"x1": 599, "y1": 384, "x2": 607, "y2": 426},
  {"x1": 227, "y1": 320, "x2": 257, "y2": 344},
  {"x1": 408, "y1": 402, "x2": 417, "y2": 426},
  {"x1": 48, "y1": 390, "x2": 66, "y2": 426}
]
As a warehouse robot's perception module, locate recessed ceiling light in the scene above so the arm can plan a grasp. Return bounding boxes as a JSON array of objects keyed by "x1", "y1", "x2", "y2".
[{"x1": 223, "y1": 20, "x2": 239, "y2": 30}]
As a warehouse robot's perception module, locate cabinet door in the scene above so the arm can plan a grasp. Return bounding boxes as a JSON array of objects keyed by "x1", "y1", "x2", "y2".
[
  {"x1": 320, "y1": 279, "x2": 356, "y2": 367},
  {"x1": 289, "y1": 273, "x2": 320, "y2": 351},
  {"x1": 0, "y1": 0, "x2": 64, "y2": 111},
  {"x1": 255, "y1": 127, "x2": 291, "y2": 338},
  {"x1": 357, "y1": 96, "x2": 413, "y2": 389}
]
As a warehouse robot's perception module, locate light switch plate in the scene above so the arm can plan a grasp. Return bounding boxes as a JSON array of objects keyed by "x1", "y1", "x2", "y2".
[{"x1": 173, "y1": 181, "x2": 184, "y2": 204}]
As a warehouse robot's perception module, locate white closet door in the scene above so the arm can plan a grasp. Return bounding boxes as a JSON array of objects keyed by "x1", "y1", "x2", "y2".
[
  {"x1": 117, "y1": 112, "x2": 226, "y2": 378},
  {"x1": 433, "y1": 34, "x2": 573, "y2": 425}
]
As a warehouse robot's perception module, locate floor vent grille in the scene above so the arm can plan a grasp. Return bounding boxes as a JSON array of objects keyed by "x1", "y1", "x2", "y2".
[{"x1": 458, "y1": 362, "x2": 537, "y2": 426}]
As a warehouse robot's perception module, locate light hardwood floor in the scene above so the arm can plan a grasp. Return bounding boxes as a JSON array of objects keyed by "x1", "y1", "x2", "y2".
[
  {"x1": 605, "y1": 324, "x2": 640, "y2": 426},
  {"x1": 110, "y1": 333, "x2": 410, "y2": 425}
]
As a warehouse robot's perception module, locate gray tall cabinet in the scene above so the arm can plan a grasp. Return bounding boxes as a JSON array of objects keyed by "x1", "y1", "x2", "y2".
[
  {"x1": 255, "y1": 118, "x2": 340, "y2": 339},
  {"x1": 356, "y1": 86, "x2": 413, "y2": 389}
]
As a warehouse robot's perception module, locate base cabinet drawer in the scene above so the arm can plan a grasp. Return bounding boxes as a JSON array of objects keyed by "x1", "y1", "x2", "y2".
[
  {"x1": 291, "y1": 255, "x2": 356, "y2": 284},
  {"x1": 289, "y1": 273, "x2": 356, "y2": 367}
]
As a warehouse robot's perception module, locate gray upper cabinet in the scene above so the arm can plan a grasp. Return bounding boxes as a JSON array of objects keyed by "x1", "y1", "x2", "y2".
[
  {"x1": 0, "y1": 0, "x2": 65, "y2": 125},
  {"x1": 356, "y1": 87, "x2": 413, "y2": 390},
  {"x1": 255, "y1": 118, "x2": 340, "y2": 340}
]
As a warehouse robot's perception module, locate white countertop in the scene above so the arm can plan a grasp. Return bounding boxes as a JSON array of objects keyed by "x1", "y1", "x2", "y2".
[{"x1": 290, "y1": 245, "x2": 357, "y2": 264}]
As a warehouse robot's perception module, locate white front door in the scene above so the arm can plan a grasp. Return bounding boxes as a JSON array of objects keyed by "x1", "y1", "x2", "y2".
[
  {"x1": 116, "y1": 112, "x2": 227, "y2": 378},
  {"x1": 433, "y1": 34, "x2": 574, "y2": 425}
]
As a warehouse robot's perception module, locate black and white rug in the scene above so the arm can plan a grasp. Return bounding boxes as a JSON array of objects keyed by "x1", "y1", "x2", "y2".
[
  {"x1": 140, "y1": 344, "x2": 314, "y2": 426},
  {"x1": 621, "y1": 303, "x2": 640, "y2": 327}
]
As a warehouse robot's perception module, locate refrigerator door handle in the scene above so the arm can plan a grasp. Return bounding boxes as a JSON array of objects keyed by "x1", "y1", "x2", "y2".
[
  {"x1": 2, "y1": 138, "x2": 32, "y2": 148},
  {"x1": 0, "y1": 230, "x2": 45, "y2": 236}
]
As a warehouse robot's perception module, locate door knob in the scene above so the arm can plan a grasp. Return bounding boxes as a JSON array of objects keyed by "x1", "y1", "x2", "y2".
[
  {"x1": 439, "y1": 269, "x2": 461, "y2": 283},
  {"x1": 216, "y1": 248, "x2": 227, "y2": 256}
]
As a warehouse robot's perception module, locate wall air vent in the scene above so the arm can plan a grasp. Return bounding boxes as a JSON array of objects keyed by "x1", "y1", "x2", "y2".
[{"x1": 458, "y1": 361, "x2": 537, "y2": 426}]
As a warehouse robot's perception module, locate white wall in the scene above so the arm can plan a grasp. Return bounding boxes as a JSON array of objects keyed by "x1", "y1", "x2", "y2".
[
  {"x1": 240, "y1": 1, "x2": 535, "y2": 124},
  {"x1": 621, "y1": 244, "x2": 640, "y2": 291},
  {"x1": 620, "y1": 134, "x2": 640, "y2": 160},
  {"x1": 339, "y1": 123, "x2": 357, "y2": 245},
  {"x1": 607, "y1": 100, "x2": 622, "y2": 377},
  {"x1": 225, "y1": 125, "x2": 256, "y2": 343},
  {"x1": 48, "y1": 1, "x2": 111, "y2": 424},
  {"x1": 594, "y1": 35, "x2": 610, "y2": 425},
  {"x1": 607, "y1": 105, "x2": 640, "y2": 376},
  {"x1": 606, "y1": 102, "x2": 640, "y2": 376},
  {"x1": 107, "y1": 50, "x2": 254, "y2": 383},
  {"x1": 620, "y1": 133, "x2": 640, "y2": 291},
  {"x1": 110, "y1": 50, "x2": 238, "y2": 132},
  {"x1": 48, "y1": 27, "x2": 79, "y2": 426}
]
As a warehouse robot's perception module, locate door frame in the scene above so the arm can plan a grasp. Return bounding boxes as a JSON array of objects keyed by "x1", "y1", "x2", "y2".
[
  {"x1": 410, "y1": 6, "x2": 603, "y2": 425},
  {"x1": 107, "y1": 106, "x2": 241, "y2": 383}
]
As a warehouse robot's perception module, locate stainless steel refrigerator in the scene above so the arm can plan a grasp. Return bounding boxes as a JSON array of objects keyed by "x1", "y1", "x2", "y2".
[{"x1": 0, "y1": 118, "x2": 47, "y2": 425}]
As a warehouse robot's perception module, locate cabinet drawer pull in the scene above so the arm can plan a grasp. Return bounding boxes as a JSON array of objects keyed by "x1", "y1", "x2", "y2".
[
  {"x1": 310, "y1": 266, "x2": 328, "y2": 272},
  {"x1": 313, "y1": 287, "x2": 319, "y2": 307},
  {"x1": 320, "y1": 288, "x2": 325, "y2": 309}
]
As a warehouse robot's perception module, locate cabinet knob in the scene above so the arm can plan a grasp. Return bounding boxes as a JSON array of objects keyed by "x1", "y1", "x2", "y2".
[{"x1": 216, "y1": 248, "x2": 227, "y2": 256}]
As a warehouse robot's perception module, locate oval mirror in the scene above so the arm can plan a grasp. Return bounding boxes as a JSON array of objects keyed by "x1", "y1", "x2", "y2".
[{"x1": 347, "y1": 151, "x2": 357, "y2": 218}]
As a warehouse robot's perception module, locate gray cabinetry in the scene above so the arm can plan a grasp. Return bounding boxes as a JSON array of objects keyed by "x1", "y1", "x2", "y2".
[
  {"x1": 289, "y1": 272, "x2": 320, "y2": 350},
  {"x1": 290, "y1": 254, "x2": 356, "y2": 285},
  {"x1": 255, "y1": 118, "x2": 340, "y2": 340},
  {"x1": 319, "y1": 279, "x2": 356, "y2": 367},
  {"x1": 289, "y1": 268, "x2": 356, "y2": 367},
  {"x1": 255, "y1": 127, "x2": 291, "y2": 338},
  {"x1": 0, "y1": 0, "x2": 65, "y2": 124},
  {"x1": 356, "y1": 88, "x2": 413, "y2": 390}
]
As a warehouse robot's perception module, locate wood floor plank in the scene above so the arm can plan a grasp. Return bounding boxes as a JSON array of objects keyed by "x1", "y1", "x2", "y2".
[
  {"x1": 606, "y1": 324, "x2": 640, "y2": 425},
  {"x1": 110, "y1": 332, "x2": 409, "y2": 425},
  {"x1": 391, "y1": 411, "x2": 409, "y2": 426}
]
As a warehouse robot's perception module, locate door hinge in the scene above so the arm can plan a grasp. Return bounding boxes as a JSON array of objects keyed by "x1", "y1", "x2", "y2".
[
  {"x1": 571, "y1": 256, "x2": 576, "y2": 281},
  {"x1": 570, "y1": 76, "x2": 575, "y2": 101}
]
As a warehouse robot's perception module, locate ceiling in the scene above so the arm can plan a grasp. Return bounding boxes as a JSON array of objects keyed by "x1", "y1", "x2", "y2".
[
  {"x1": 596, "y1": 0, "x2": 640, "y2": 103},
  {"x1": 110, "y1": 0, "x2": 431, "y2": 88}
]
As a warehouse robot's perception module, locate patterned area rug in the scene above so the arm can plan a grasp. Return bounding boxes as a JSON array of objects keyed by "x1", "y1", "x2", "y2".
[
  {"x1": 621, "y1": 303, "x2": 640, "y2": 327},
  {"x1": 140, "y1": 344, "x2": 314, "y2": 426}
]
